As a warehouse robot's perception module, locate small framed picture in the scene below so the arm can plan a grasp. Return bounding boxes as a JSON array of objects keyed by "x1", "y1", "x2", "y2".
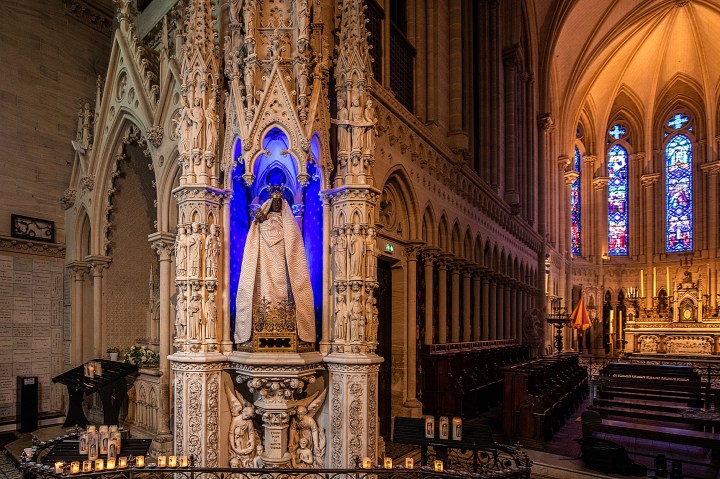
[{"x1": 11, "y1": 214, "x2": 55, "y2": 242}]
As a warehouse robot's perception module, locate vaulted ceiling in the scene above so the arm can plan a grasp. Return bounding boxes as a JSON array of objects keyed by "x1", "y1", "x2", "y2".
[{"x1": 545, "y1": 0, "x2": 720, "y2": 148}]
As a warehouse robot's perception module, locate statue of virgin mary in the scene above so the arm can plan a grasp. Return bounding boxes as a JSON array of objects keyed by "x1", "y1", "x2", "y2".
[{"x1": 234, "y1": 189, "x2": 315, "y2": 344}]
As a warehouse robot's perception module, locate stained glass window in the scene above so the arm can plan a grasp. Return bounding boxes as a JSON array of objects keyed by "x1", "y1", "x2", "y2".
[
  {"x1": 608, "y1": 144, "x2": 628, "y2": 255},
  {"x1": 609, "y1": 124, "x2": 626, "y2": 140},
  {"x1": 571, "y1": 146, "x2": 581, "y2": 256},
  {"x1": 665, "y1": 134, "x2": 693, "y2": 252}
]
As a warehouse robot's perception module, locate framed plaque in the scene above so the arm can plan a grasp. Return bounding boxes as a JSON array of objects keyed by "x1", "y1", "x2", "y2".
[{"x1": 11, "y1": 214, "x2": 55, "y2": 242}]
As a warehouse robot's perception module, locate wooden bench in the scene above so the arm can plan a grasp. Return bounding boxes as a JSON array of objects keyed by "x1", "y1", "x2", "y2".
[
  {"x1": 392, "y1": 416, "x2": 495, "y2": 471},
  {"x1": 582, "y1": 417, "x2": 720, "y2": 458},
  {"x1": 589, "y1": 404, "x2": 720, "y2": 432},
  {"x1": 599, "y1": 362, "x2": 700, "y2": 381}
]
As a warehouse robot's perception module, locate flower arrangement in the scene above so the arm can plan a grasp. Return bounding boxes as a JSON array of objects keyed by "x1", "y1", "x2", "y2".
[
  {"x1": 123, "y1": 345, "x2": 160, "y2": 366},
  {"x1": 106, "y1": 347, "x2": 120, "y2": 353}
]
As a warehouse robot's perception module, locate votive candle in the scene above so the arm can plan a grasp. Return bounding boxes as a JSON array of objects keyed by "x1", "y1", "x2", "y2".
[
  {"x1": 362, "y1": 457, "x2": 371, "y2": 469},
  {"x1": 82, "y1": 460, "x2": 92, "y2": 472},
  {"x1": 54, "y1": 461, "x2": 64, "y2": 474},
  {"x1": 118, "y1": 457, "x2": 128, "y2": 468},
  {"x1": 94, "y1": 459, "x2": 104, "y2": 471},
  {"x1": 384, "y1": 457, "x2": 393, "y2": 469},
  {"x1": 168, "y1": 456, "x2": 177, "y2": 467},
  {"x1": 452, "y1": 417, "x2": 463, "y2": 440},
  {"x1": 106, "y1": 458, "x2": 116, "y2": 470},
  {"x1": 179, "y1": 456, "x2": 188, "y2": 467},
  {"x1": 434, "y1": 460, "x2": 444, "y2": 472},
  {"x1": 135, "y1": 456, "x2": 145, "y2": 467},
  {"x1": 157, "y1": 455, "x2": 167, "y2": 467},
  {"x1": 70, "y1": 462, "x2": 80, "y2": 474},
  {"x1": 405, "y1": 457, "x2": 414, "y2": 469}
]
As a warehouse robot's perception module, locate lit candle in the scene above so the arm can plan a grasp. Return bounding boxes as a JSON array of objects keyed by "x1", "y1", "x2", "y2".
[
  {"x1": 179, "y1": 456, "x2": 188, "y2": 468},
  {"x1": 452, "y1": 417, "x2": 463, "y2": 440},
  {"x1": 82, "y1": 461, "x2": 92, "y2": 472},
  {"x1": 619, "y1": 311, "x2": 623, "y2": 341},
  {"x1": 118, "y1": 457, "x2": 128, "y2": 469},
  {"x1": 362, "y1": 457, "x2": 372, "y2": 469},
  {"x1": 157, "y1": 455, "x2": 167, "y2": 467},
  {"x1": 88, "y1": 365, "x2": 95, "y2": 378},
  {"x1": 106, "y1": 458, "x2": 116, "y2": 470},
  {"x1": 384, "y1": 457, "x2": 393, "y2": 469},
  {"x1": 168, "y1": 456, "x2": 177, "y2": 468},
  {"x1": 135, "y1": 456, "x2": 145, "y2": 468},
  {"x1": 653, "y1": 267, "x2": 657, "y2": 297},
  {"x1": 609, "y1": 310, "x2": 614, "y2": 335},
  {"x1": 439, "y1": 416, "x2": 449, "y2": 440},
  {"x1": 666, "y1": 267, "x2": 671, "y2": 293},
  {"x1": 434, "y1": 460, "x2": 444, "y2": 472},
  {"x1": 95, "y1": 459, "x2": 104, "y2": 471},
  {"x1": 405, "y1": 457, "x2": 414, "y2": 469},
  {"x1": 70, "y1": 462, "x2": 80, "y2": 474},
  {"x1": 424, "y1": 416, "x2": 435, "y2": 438},
  {"x1": 54, "y1": 461, "x2": 64, "y2": 474}
]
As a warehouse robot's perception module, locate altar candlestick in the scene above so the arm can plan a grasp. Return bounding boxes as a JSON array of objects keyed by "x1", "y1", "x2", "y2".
[
  {"x1": 609, "y1": 310, "x2": 614, "y2": 334},
  {"x1": 640, "y1": 270, "x2": 644, "y2": 297},
  {"x1": 666, "y1": 267, "x2": 670, "y2": 293},
  {"x1": 653, "y1": 268, "x2": 657, "y2": 297}
]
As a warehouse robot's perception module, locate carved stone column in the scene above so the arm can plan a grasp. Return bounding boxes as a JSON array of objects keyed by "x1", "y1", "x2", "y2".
[
  {"x1": 68, "y1": 262, "x2": 88, "y2": 365},
  {"x1": 86, "y1": 256, "x2": 110, "y2": 359},
  {"x1": 423, "y1": 249, "x2": 439, "y2": 344},
  {"x1": 481, "y1": 276, "x2": 490, "y2": 340},
  {"x1": 437, "y1": 257, "x2": 448, "y2": 343},
  {"x1": 150, "y1": 234, "x2": 175, "y2": 439},
  {"x1": 489, "y1": 278, "x2": 497, "y2": 339},
  {"x1": 462, "y1": 266, "x2": 472, "y2": 341},
  {"x1": 503, "y1": 279, "x2": 511, "y2": 340},
  {"x1": 405, "y1": 245, "x2": 420, "y2": 407},
  {"x1": 450, "y1": 260, "x2": 461, "y2": 342},
  {"x1": 472, "y1": 270, "x2": 480, "y2": 341},
  {"x1": 700, "y1": 161, "x2": 720, "y2": 256},
  {"x1": 510, "y1": 285, "x2": 517, "y2": 339},
  {"x1": 503, "y1": 46, "x2": 521, "y2": 210},
  {"x1": 641, "y1": 173, "x2": 659, "y2": 308},
  {"x1": 592, "y1": 177, "x2": 609, "y2": 258},
  {"x1": 496, "y1": 278, "x2": 505, "y2": 339}
]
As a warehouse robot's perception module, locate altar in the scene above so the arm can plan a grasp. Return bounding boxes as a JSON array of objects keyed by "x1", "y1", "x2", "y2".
[{"x1": 625, "y1": 271, "x2": 720, "y2": 356}]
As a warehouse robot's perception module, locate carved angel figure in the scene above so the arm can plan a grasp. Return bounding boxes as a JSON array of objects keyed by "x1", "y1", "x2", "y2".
[
  {"x1": 290, "y1": 389, "x2": 327, "y2": 468},
  {"x1": 227, "y1": 385, "x2": 261, "y2": 468}
]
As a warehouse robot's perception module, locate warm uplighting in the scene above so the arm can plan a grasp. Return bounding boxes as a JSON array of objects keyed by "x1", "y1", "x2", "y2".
[
  {"x1": 179, "y1": 456, "x2": 189, "y2": 467},
  {"x1": 118, "y1": 457, "x2": 128, "y2": 468},
  {"x1": 405, "y1": 457, "x2": 414, "y2": 469},
  {"x1": 82, "y1": 461, "x2": 92, "y2": 472},
  {"x1": 94, "y1": 459, "x2": 104, "y2": 471},
  {"x1": 384, "y1": 457, "x2": 393, "y2": 469},
  {"x1": 157, "y1": 455, "x2": 167, "y2": 467},
  {"x1": 168, "y1": 455, "x2": 177, "y2": 467},
  {"x1": 135, "y1": 456, "x2": 145, "y2": 467},
  {"x1": 362, "y1": 457, "x2": 372, "y2": 469},
  {"x1": 106, "y1": 458, "x2": 116, "y2": 470},
  {"x1": 70, "y1": 462, "x2": 80, "y2": 474},
  {"x1": 54, "y1": 461, "x2": 64, "y2": 473},
  {"x1": 434, "y1": 460, "x2": 444, "y2": 472}
]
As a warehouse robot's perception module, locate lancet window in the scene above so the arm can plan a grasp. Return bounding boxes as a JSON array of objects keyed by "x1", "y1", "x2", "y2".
[
  {"x1": 664, "y1": 111, "x2": 694, "y2": 253},
  {"x1": 571, "y1": 145, "x2": 581, "y2": 256},
  {"x1": 607, "y1": 122, "x2": 630, "y2": 256}
]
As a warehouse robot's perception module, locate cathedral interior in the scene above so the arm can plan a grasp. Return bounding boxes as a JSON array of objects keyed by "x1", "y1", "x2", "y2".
[{"x1": 3, "y1": 0, "x2": 720, "y2": 476}]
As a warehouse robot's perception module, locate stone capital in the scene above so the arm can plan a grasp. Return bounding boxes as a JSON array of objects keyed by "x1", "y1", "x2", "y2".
[
  {"x1": 403, "y1": 243, "x2": 423, "y2": 260},
  {"x1": 149, "y1": 232, "x2": 177, "y2": 261},
  {"x1": 582, "y1": 154, "x2": 597, "y2": 167},
  {"x1": 67, "y1": 261, "x2": 90, "y2": 280},
  {"x1": 592, "y1": 177, "x2": 609, "y2": 190},
  {"x1": 630, "y1": 152, "x2": 646, "y2": 162},
  {"x1": 564, "y1": 170, "x2": 579, "y2": 185},
  {"x1": 537, "y1": 114, "x2": 555, "y2": 132},
  {"x1": 557, "y1": 155, "x2": 571, "y2": 169},
  {"x1": 700, "y1": 160, "x2": 720, "y2": 175},
  {"x1": 422, "y1": 247, "x2": 441, "y2": 266},
  {"x1": 85, "y1": 255, "x2": 111, "y2": 276},
  {"x1": 641, "y1": 173, "x2": 660, "y2": 187}
]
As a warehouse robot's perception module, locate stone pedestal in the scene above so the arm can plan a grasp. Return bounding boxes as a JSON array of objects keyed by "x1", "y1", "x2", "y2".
[
  {"x1": 229, "y1": 351, "x2": 325, "y2": 468},
  {"x1": 325, "y1": 353, "x2": 383, "y2": 468},
  {"x1": 169, "y1": 352, "x2": 227, "y2": 466}
]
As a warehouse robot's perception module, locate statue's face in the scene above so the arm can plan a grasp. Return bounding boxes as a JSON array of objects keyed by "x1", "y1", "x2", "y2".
[
  {"x1": 297, "y1": 406, "x2": 307, "y2": 418},
  {"x1": 271, "y1": 197, "x2": 282, "y2": 212},
  {"x1": 241, "y1": 406, "x2": 254, "y2": 419}
]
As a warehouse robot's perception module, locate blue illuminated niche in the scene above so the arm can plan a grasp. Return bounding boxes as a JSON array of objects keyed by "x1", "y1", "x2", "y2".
[{"x1": 228, "y1": 128, "x2": 324, "y2": 342}]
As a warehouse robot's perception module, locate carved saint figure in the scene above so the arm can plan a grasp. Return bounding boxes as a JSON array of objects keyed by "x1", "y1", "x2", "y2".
[
  {"x1": 227, "y1": 386, "x2": 261, "y2": 468},
  {"x1": 188, "y1": 97, "x2": 204, "y2": 150},
  {"x1": 297, "y1": 0, "x2": 310, "y2": 44},
  {"x1": 364, "y1": 229, "x2": 376, "y2": 280},
  {"x1": 188, "y1": 222, "x2": 202, "y2": 277},
  {"x1": 235, "y1": 192, "x2": 315, "y2": 344},
  {"x1": 333, "y1": 232, "x2": 347, "y2": 279},
  {"x1": 336, "y1": 99, "x2": 350, "y2": 156},
  {"x1": 244, "y1": 63, "x2": 255, "y2": 106},
  {"x1": 349, "y1": 226, "x2": 363, "y2": 278},
  {"x1": 188, "y1": 292, "x2": 202, "y2": 340},
  {"x1": 350, "y1": 291, "x2": 363, "y2": 341},
  {"x1": 205, "y1": 94, "x2": 218, "y2": 154},
  {"x1": 334, "y1": 294, "x2": 347, "y2": 341},
  {"x1": 175, "y1": 293, "x2": 187, "y2": 338},
  {"x1": 363, "y1": 99, "x2": 376, "y2": 155},
  {"x1": 289, "y1": 389, "x2": 327, "y2": 468},
  {"x1": 366, "y1": 296, "x2": 379, "y2": 343},
  {"x1": 175, "y1": 226, "x2": 188, "y2": 276},
  {"x1": 205, "y1": 224, "x2": 220, "y2": 278},
  {"x1": 350, "y1": 99, "x2": 364, "y2": 152},
  {"x1": 243, "y1": 1, "x2": 255, "y2": 37},
  {"x1": 229, "y1": 0, "x2": 241, "y2": 24},
  {"x1": 204, "y1": 293, "x2": 217, "y2": 340}
]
